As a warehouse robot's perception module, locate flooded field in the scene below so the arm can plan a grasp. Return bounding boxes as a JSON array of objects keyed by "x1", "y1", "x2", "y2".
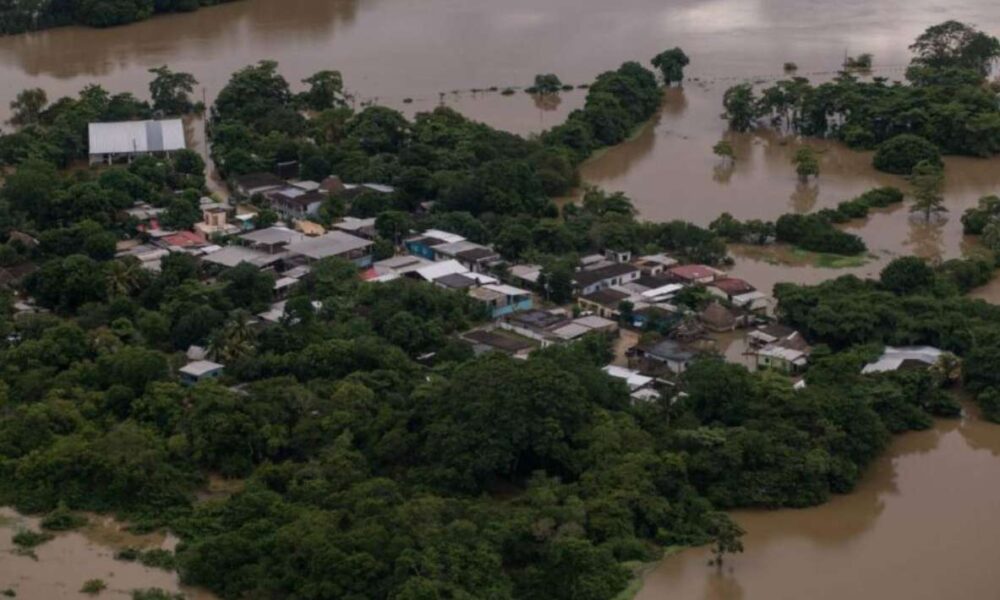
[{"x1": 0, "y1": 508, "x2": 214, "y2": 599}]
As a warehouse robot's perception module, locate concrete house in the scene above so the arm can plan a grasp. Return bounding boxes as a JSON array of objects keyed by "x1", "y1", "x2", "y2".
[
  {"x1": 232, "y1": 172, "x2": 286, "y2": 198},
  {"x1": 572, "y1": 263, "x2": 641, "y2": 296},
  {"x1": 286, "y1": 231, "x2": 374, "y2": 267},
  {"x1": 469, "y1": 283, "x2": 533, "y2": 318},
  {"x1": 405, "y1": 229, "x2": 467, "y2": 260},
  {"x1": 627, "y1": 339, "x2": 697, "y2": 376}
]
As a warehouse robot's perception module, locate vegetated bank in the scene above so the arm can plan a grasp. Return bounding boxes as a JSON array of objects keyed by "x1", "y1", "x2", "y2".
[{"x1": 0, "y1": 0, "x2": 243, "y2": 35}]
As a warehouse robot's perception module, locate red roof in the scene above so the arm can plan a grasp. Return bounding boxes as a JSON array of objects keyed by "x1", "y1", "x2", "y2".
[
  {"x1": 669, "y1": 264, "x2": 716, "y2": 281},
  {"x1": 163, "y1": 231, "x2": 207, "y2": 248},
  {"x1": 711, "y1": 277, "x2": 755, "y2": 295},
  {"x1": 359, "y1": 267, "x2": 379, "y2": 281}
]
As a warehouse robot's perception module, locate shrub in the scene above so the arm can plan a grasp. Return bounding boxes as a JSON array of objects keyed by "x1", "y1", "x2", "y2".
[
  {"x1": 81, "y1": 579, "x2": 107, "y2": 595},
  {"x1": 873, "y1": 134, "x2": 942, "y2": 174},
  {"x1": 41, "y1": 503, "x2": 88, "y2": 531},
  {"x1": 12, "y1": 529, "x2": 54, "y2": 548}
]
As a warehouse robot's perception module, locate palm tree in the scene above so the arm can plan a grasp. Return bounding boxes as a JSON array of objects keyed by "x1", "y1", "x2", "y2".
[
  {"x1": 209, "y1": 311, "x2": 256, "y2": 363},
  {"x1": 105, "y1": 257, "x2": 144, "y2": 298}
]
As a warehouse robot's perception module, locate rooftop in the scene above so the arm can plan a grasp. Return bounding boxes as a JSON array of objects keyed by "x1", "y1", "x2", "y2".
[
  {"x1": 603, "y1": 365, "x2": 654, "y2": 390},
  {"x1": 669, "y1": 264, "x2": 718, "y2": 281},
  {"x1": 234, "y1": 172, "x2": 285, "y2": 192},
  {"x1": 240, "y1": 226, "x2": 306, "y2": 247},
  {"x1": 179, "y1": 360, "x2": 224, "y2": 377},
  {"x1": 573, "y1": 262, "x2": 639, "y2": 287},
  {"x1": 711, "y1": 277, "x2": 756, "y2": 296},
  {"x1": 463, "y1": 329, "x2": 535, "y2": 353},
  {"x1": 88, "y1": 119, "x2": 185, "y2": 155},
  {"x1": 580, "y1": 287, "x2": 631, "y2": 307},
  {"x1": 286, "y1": 231, "x2": 373, "y2": 260},
  {"x1": 862, "y1": 346, "x2": 944, "y2": 374},
  {"x1": 202, "y1": 246, "x2": 285, "y2": 269}
]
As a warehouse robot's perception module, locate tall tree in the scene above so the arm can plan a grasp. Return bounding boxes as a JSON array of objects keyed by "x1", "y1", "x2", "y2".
[
  {"x1": 909, "y1": 21, "x2": 1000, "y2": 76},
  {"x1": 148, "y1": 66, "x2": 199, "y2": 115},
  {"x1": 909, "y1": 160, "x2": 947, "y2": 221},
  {"x1": 651, "y1": 47, "x2": 690, "y2": 85},
  {"x1": 9, "y1": 88, "x2": 47, "y2": 127},
  {"x1": 298, "y1": 70, "x2": 346, "y2": 112},
  {"x1": 722, "y1": 84, "x2": 756, "y2": 132},
  {"x1": 792, "y1": 146, "x2": 820, "y2": 181}
]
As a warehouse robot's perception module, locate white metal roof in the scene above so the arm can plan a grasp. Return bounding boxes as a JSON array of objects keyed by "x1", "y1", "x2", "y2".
[
  {"x1": 414, "y1": 259, "x2": 469, "y2": 281},
  {"x1": 180, "y1": 360, "x2": 224, "y2": 377},
  {"x1": 482, "y1": 283, "x2": 531, "y2": 297},
  {"x1": 641, "y1": 283, "x2": 685, "y2": 299},
  {"x1": 421, "y1": 229, "x2": 466, "y2": 244},
  {"x1": 862, "y1": 346, "x2": 944, "y2": 374},
  {"x1": 603, "y1": 365, "x2": 654, "y2": 390},
  {"x1": 88, "y1": 119, "x2": 185, "y2": 155}
]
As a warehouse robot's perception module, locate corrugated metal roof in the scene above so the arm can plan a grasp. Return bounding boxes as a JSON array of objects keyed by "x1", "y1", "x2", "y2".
[{"x1": 88, "y1": 119, "x2": 185, "y2": 155}]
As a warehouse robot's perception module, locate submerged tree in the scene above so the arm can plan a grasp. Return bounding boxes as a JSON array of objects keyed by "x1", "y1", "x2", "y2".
[
  {"x1": 298, "y1": 70, "x2": 346, "y2": 112},
  {"x1": 713, "y1": 139, "x2": 735, "y2": 164},
  {"x1": 909, "y1": 160, "x2": 947, "y2": 221},
  {"x1": 792, "y1": 146, "x2": 820, "y2": 181},
  {"x1": 530, "y1": 73, "x2": 563, "y2": 95},
  {"x1": 651, "y1": 47, "x2": 690, "y2": 85},
  {"x1": 707, "y1": 512, "x2": 745, "y2": 569},
  {"x1": 149, "y1": 66, "x2": 199, "y2": 115},
  {"x1": 722, "y1": 84, "x2": 756, "y2": 132}
]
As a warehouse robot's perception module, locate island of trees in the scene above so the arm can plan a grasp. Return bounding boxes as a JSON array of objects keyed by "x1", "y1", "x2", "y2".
[
  {"x1": 0, "y1": 23, "x2": 998, "y2": 600},
  {"x1": 0, "y1": 0, "x2": 242, "y2": 34},
  {"x1": 722, "y1": 21, "x2": 1000, "y2": 171}
]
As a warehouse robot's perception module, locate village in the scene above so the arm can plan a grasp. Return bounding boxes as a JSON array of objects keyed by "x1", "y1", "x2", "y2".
[{"x1": 11, "y1": 118, "x2": 940, "y2": 401}]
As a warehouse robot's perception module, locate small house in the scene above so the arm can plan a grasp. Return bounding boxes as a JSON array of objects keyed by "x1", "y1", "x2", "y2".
[
  {"x1": 179, "y1": 360, "x2": 224, "y2": 385},
  {"x1": 668, "y1": 264, "x2": 719, "y2": 285},
  {"x1": 862, "y1": 346, "x2": 945, "y2": 374},
  {"x1": 88, "y1": 119, "x2": 186, "y2": 165},
  {"x1": 469, "y1": 283, "x2": 533, "y2": 318},
  {"x1": 572, "y1": 263, "x2": 641, "y2": 296},
  {"x1": 627, "y1": 339, "x2": 698, "y2": 376},
  {"x1": 232, "y1": 172, "x2": 286, "y2": 198}
]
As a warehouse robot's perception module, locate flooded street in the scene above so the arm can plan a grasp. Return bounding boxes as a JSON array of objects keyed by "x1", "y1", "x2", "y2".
[
  {"x1": 0, "y1": 508, "x2": 214, "y2": 599},
  {"x1": 635, "y1": 407, "x2": 1000, "y2": 600}
]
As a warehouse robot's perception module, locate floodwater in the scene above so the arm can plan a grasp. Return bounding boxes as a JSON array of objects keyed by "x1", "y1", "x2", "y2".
[
  {"x1": 635, "y1": 405, "x2": 1000, "y2": 600},
  {"x1": 0, "y1": 508, "x2": 215, "y2": 599},
  {"x1": 0, "y1": 0, "x2": 998, "y2": 274}
]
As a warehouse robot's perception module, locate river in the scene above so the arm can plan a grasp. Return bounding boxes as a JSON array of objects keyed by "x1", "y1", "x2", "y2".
[
  {"x1": 1, "y1": 0, "x2": 1000, "y2": 597},
  {"x1": 635, "y1": 405, "x2": 1000, "y2": 600}
]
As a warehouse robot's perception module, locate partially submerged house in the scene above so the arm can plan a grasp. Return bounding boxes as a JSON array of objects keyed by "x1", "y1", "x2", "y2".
[
  {"x1": 572, "y1": 263, "x2": 641, "y2": 296},
  {"x1": 627, "y1": 339, "x2": 698, "y2": 376},
  {"x1": 699, "y1": 301, "x2": 737, "y2": 333},
  {"x1": 862, "y1": 346, "x2": 945, "y2": 374}
]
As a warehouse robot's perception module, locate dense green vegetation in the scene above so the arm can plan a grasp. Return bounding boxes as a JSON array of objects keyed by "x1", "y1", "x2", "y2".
[
  {"x1": 708, "y1": 187, "x2": 903, "y2": 255},
  {"x1": 723, "y1": 22, "x2": 1000, "y2": 158},
  {"x1": 0, "y1": 0, "x2": 241, "y2": 34}
]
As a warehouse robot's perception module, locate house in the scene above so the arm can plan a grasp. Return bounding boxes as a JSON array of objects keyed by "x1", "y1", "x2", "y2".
[
  {"x1": 285, "y1": 231, "x2": 374, "y2": 267},
  {"x1": 461, "y1": 329, "x2": 536, "y2": 357},
  {"x1": 602, "y1": 365, "x2": 660, "y2": 402},
  {"x1": 431, "y1": 240, "x2": 501, "y2": 273},
  {"x1": 862, "y1": 346, "x2": 945, "y2": 374},
  {"x1": 509, "y1": 264, "x2": 542, "y2": 287},
  {"x1": 201, "y1": 245, "x2": 286, "y2": 270},
  {"x1": 501, "y1": 309, "x2": 573, "y2": 345},
  {"x1": 627, "y1": 339, "x2": 698, "y2": 376},
  {"x1": 240, "y1": 226, "x2": 307, "y2": 254},
  {"x1": 233, "y1": 172, "x2": 285, "y2": 198},
  {"x1": 747, "y1": 323, "x2": 799, "y2": 347},
  {"x1": 371, "y1": 255, "x2": 435, "y2": 281},
  {"x1": 333, "y1": 217, "x2": 378, "y2": 239},
  {"x1": 405, "y1": 229, "x2": 467, "y2": 260},
  {"x1": 578, "y1": 288, "x2": 631, "y2": 319},
  {"x1": 572, "y1": 263, "x2": 641, "y2": 296},
  {"x1": 634, "y1": 253, "x2": 678, "y2": 275},
  {"x1": 668, "y1": 264, "x2": 719, "y2": 284},
  {"x1": 179, "y1": 360, "x2": 224, "y2": 385},
  {"x1": 631, "y1": 305, "x2": 680, "y2": 330},
  {"x1": 753, "y1": 340, "x2": 810, "y2": 374},
  {"x1": 88, "y1": 119, "x2": 186, "y2": 165},
  {"x1": 161, "y1": 230, "x2": 208, "y2": 251},
  {"x1": 699, "y1": 301, "x2": 737, "y2": 332},
  {"x1": 550, "y1": 315, "x2": 618, "y2": 341},
  {"x1": 708, "y1": 277, "x2": 756, "y2": 301},
  {"x1": 747, "y1": 325, "x2": 811, "y2": 373},
  {"x1": 265, "y1": 187, "x2": 326, "y2": 219},
  {"x1": 469, "y1": 283, "x2": 533, "y2": 318}
]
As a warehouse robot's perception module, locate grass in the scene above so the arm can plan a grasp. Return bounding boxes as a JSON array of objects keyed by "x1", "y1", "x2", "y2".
[{"x1": 733, "y1": 243, "x2": 871, "y2": 269}]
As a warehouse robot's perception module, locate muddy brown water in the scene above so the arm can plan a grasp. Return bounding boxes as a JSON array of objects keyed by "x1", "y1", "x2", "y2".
[
  {"x1": 1, "y1": 1, "x2": 1000, "y2": 597},
  {"x1": 635, "y1": 406, "x2": 1000, "y2": 600},
  {"x1": 0, "y1": 508, "x2": 216, "y2": 599}
]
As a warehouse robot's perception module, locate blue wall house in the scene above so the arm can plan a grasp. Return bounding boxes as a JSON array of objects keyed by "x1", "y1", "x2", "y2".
[{"x1": 469, "y1": 284, "x2": 533, "y2": 319}]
